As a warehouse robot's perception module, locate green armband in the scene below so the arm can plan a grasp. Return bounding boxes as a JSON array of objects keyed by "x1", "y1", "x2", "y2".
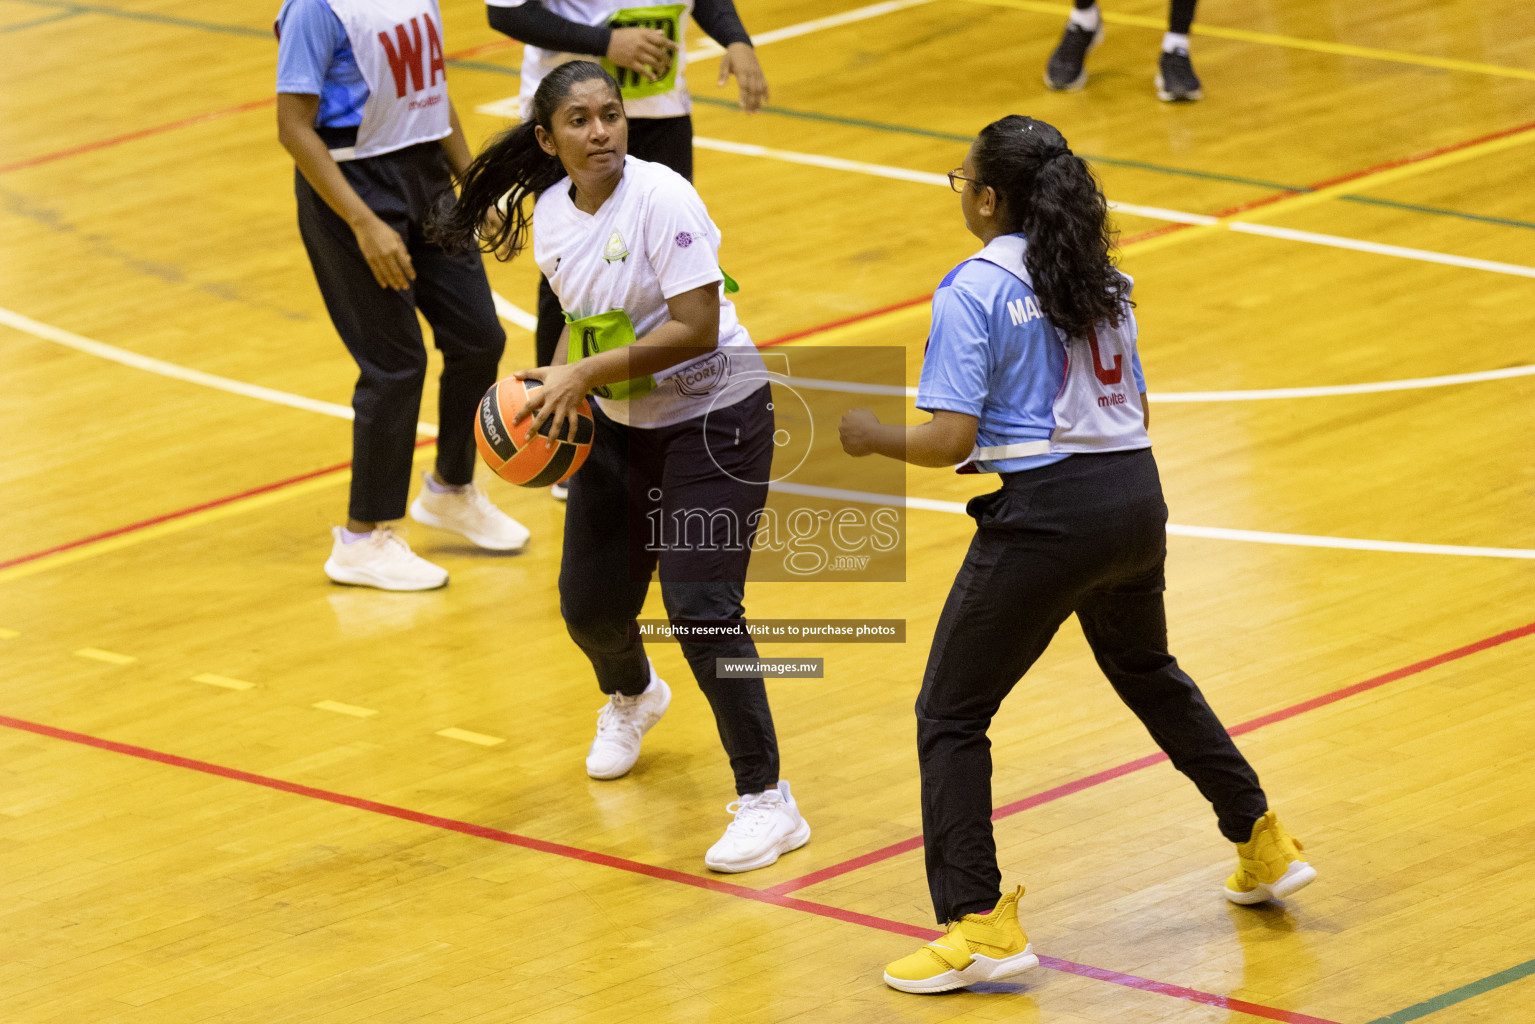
[
  {"x1": 601, "y1": 4, "x2": 686, "y2": 101},
  {"x1": 565, "y1": 308, "x2": 657, "y2": 401}
]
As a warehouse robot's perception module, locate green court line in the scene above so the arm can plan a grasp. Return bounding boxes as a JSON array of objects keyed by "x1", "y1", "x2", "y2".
[
  {"x1": 1365, "y1": 956, "x2": 1535, "y2": 1024},
  {"x1": 1342, "y1": 195, "x2": 1535, "y2": 232},
  {"x1": 12, "y1": 0, "x2": 268, "y2": 37},
  {"x1": 0, "y1": 7, "x2": 80, "y2": 32},
  {"x1": 19, "y1": 0, "x2": 1535, "y2": 234}
]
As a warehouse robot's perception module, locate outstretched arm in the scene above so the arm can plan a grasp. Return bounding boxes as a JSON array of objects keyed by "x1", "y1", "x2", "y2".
[
  {"x1": 839, "y1": 409, "x2": 980, "y2": 468},
  {"x1": 693, "y1": 0, "x2": 768, "y2": 111}
]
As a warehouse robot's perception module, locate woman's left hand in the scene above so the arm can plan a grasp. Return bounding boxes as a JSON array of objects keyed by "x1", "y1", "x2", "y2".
[
  {"x1": 513, "y1": 364, "x2": 590, "y2": 442},
  {"x1": 718, "y1": 43, "x2": 768, "y2": 112},
  {"x1": 839, "y1": 408, "x2": 880, "y2": 457}
]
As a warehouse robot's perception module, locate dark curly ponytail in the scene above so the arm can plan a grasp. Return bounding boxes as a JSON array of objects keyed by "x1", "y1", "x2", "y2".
[
  {"x1": 430, "y1": 60, "x2": 621, "y2": 259},
  {"x1": 971, "y1": 115, "x2": 1132, "y2": 339}
]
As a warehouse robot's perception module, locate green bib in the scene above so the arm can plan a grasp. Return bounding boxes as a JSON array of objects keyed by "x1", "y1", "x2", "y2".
[
  {"x1": 565, "y1": 308, "x2": 656, "y2": 401},
  {"x1": 600, "y1": 4, "x2": 687, "y2": 101}
]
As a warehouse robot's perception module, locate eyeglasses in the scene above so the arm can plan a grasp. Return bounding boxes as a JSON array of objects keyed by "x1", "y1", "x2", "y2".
[{"x1": 947, "y1": 168, "x2": 983, "y2": 194}]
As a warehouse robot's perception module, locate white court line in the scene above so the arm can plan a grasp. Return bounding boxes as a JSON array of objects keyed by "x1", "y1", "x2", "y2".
[
  {"x1": 492, "y1": 290, "x2": 538, "y2": 331},
  {"x1": 476, "y1": 0, "x2": 939, "y2": 117},
  {"x1": 783, "y1": 363, "x2": 1535, "y2": 401},
  {"x1": 691, "y1": 137, "x2": 1535, "y2": 282},
  {"x1": 0, "y1": 305, "x2": 438, "y2": 437},
  {"x1": 685, "y1": 0, "x2": 939, "y2": 60},
  {"x1": 1228, "y1": 222, "x2": 1535, "y2": 279},
  {"x1": 5, "y1": 305, "x2": 1533, "y2": 558},
  {"x1": 769, "y1": 482, "x2": 1535, "y2": 559}
]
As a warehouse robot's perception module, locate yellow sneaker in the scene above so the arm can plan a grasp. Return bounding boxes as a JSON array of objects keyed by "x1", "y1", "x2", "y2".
[
  {"x1": 1224, "y1": 810, "x2": 1317, "y2": 904},
  {"x1": 883, "y1": 886, "x2": 1038, "y2": 993}
]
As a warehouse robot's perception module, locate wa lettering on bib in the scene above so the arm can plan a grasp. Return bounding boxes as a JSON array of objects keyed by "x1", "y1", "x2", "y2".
[{"x1": 326, "y1": 0, "x2": 452, "y2": 159}]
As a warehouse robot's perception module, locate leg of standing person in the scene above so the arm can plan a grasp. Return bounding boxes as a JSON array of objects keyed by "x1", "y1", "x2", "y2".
[
  {"x1": 295, "y1": 158, "x2": 449, "y2": 591},
  {"x1": 1156, "y1": 0, "x2": 1203, "y2": 101},
  {"x1": 650, "y1": 385, "x2": 808, "y2": 870},
  {"x1": 561, "y1": 404, "x2": 672, "y2": 777},
  {"x1": 404, "y1": 149, "x2": 530, "y2": 552},
  {"x1": 1044, "y1": 0, "x2": 1105, "y2": 92},
  {"x1": 913, "y1": 485, "x2": 1087, "y2": 922}
]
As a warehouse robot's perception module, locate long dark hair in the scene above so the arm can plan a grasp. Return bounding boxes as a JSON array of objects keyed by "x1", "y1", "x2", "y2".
[
  {"x1": 431, "y1": 60, "x2": 622, "y2": 258},
  {"x1": 970, "y1": 115, "x2": 1132, "y2": 338}
]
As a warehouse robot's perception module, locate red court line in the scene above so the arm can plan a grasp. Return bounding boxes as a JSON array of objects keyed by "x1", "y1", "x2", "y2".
[
  {"x1": 0, "y1": 40, "x2": 515, "y2": 176},
  {"x1": 0, "y1": 712, "x2": 1339, "y2": 1023},
  {"x1": 0, "y1": 439, "x2": 435, "y2": 572},
  {"x1": 0, "y1": 97, "x2": 278, "y2": 175},
  {"x1": 763, "y1": 619, "x2": 1535, "y2": 896}
]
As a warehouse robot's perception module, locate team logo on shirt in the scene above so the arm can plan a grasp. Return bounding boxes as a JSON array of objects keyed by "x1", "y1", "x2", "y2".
[
  {"x1": 602, "y1": 230, "x2": 629, "y2": 263},
  {"x1": 674, "y1": 231, "x2": 693, "y2": 248},
  {"x1": 673, "y1": 350, "x2": 727, "y2": 396}
]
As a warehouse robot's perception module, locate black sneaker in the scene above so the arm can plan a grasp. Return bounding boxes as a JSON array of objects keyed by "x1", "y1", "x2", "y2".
[
  {"x1": 1155, "y1": 48, "x2": 1203, "y2": 101},
  {"x1": 1044, "y1": 20, "x2": 1105, "y2": 91}
]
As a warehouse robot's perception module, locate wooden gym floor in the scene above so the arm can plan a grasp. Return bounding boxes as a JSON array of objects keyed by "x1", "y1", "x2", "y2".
[{"x1": 2, "y1": 0, "x2": 1534, "y2": 1021}]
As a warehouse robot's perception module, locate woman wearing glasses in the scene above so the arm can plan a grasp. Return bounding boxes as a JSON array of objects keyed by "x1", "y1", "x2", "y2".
[
  {"x1": 839, "y1": 115, "x2": 1314, "y2": 994},
  {"x1": 433, "y1": 61, "x2": 809, "y2": 874}
]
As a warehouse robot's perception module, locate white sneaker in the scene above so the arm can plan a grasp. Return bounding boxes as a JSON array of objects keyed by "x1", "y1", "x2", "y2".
[
  {"x1": 550, "y1": 481, "x2": 569, "y2": 502},
  {"x1": 586, "y1": 666, "x2": 671, "y2": 779},
  {"x1": 704, "y1": 781, "x2": 811, "y2": 873},
  {"x1": 323, "y1": 526, "x2": 448, "y2": 591},
  {"x1": 409, "y1": 472, "x2": 530, "y2": 551}
]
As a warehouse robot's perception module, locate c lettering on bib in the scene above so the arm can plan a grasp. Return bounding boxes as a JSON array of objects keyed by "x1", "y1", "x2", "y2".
[{"x1": 1087, "y1": 329, "x2": 1123, "y2": 386}]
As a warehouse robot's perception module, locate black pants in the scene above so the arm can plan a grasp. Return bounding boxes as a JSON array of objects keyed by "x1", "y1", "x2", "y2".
[
  {"x1": 559, "y1": 387, "x2": 780, "y2": 795},
  {"x1": 296, "y1": 136, "x2": 506, "y2": 522},
  {"x1": 535, "y1": 115, "x2": 695, "y2": 365},
  {"x1": 917, "y1": 449, "x2": 1267, "y2": 923}
]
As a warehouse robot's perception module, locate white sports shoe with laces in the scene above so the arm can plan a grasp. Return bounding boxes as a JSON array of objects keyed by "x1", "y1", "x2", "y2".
[
  {"x1": 409, "y1": 472, "x2": 530, "y2": 551},
  {"x1": 585, "y1": 665, "x2": 671, "y2": 779},
  {"x1": 323, "y1": 526, "x2": 448, "y2": 591},
  {"x1": 704, "y1": 781, "x2": 811, "y2": 873}
]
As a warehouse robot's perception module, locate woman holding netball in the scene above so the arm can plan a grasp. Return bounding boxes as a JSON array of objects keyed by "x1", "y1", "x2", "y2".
[
  {"x1": 275, "y1": 0, "x2": 531, "y2": 591},
  {"x1": 434, "y1": 61, "x2": 809, "y2": 872},
  {"x1": 838, "y1": 115, "x2": 1315, "y2": 993}
]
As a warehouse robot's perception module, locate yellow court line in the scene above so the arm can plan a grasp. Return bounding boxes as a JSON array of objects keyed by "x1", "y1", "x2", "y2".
[
  {"x1": 313, "y1": 700, "x2": 378, "y2": 718},
  {"x1": 193, "y1": 673, "x2": 256, "y2": 691},
  {"x1": 75, "y1": 647, "x2": 136, "y2": 665},
  {"x1": 436, "y1": 728, "x2": 506, "y2": 747},
  {"x1": 954, "y1": 0, "x2": 1535, "y2": 82}
]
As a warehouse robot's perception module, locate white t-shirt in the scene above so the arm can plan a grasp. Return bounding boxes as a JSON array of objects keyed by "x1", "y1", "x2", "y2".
[
  {"x1": 534, "y1": 156, "x2": 764, "y2": 429},
  {"x1": 486, "y1": 0, "x2": 694, "y2": 120}
]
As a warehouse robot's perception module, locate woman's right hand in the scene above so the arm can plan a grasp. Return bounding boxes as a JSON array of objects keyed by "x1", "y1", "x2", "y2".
[
  {"x1": 606, "y1": 27, "x2": 677, "y2": 81},
  {"x1": 512, "y1": 363, "x2": 591, "y2": 444},
  {"x1": 351, "y1": 213, "x2": 415, "y2": 291}
]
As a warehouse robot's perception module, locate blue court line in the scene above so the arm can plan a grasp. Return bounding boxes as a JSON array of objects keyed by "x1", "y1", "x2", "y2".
[
  {"x1": 18, "y1": 0, "x2": 1535, "y2": 234},
  {"x1": 0, "y1": 7, "x2": 80, "y2": 32},
  {"x1": 1364, "y1": 957, "x2": 1535, "y2": 1024}
]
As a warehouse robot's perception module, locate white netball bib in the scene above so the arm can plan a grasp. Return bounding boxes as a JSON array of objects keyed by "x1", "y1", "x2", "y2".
[
  {"x1": 327, "y1": 0, "x2": 452, "y2": 159},
  {"x1": 966, "y1": 234, "x2": 1149, "y2": 463}
]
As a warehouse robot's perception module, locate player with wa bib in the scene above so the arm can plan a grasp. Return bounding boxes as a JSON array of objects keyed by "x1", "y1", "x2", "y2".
[
  {"x1": 838, "y1": 116, "x2": 1316, "y2": 993},
  {"x1": 432, "y1": 61, "x2": 809, "y2": 873}
]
